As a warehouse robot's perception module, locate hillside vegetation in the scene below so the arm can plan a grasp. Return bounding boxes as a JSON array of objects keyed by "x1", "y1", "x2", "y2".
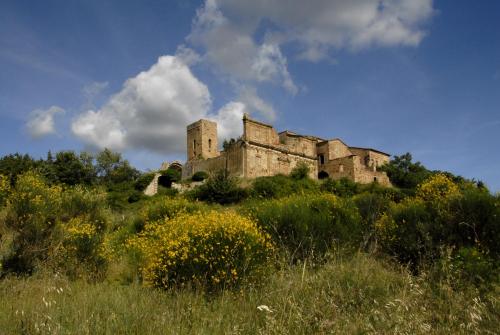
[{"x1": 0, "y1": 150, "x2": 498, "y2": 334}]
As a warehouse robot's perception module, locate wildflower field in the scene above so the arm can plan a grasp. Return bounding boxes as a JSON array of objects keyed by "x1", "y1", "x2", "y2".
[{"x1": 0, "y1": 152, "x2": 499, "y2": 334}]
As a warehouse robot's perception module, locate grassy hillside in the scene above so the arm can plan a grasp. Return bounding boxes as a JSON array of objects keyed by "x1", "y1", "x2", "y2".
[
  {"x1": 0, "y1": 154, "x2": 499, "y2": 334},
  {"x1": 1, "y1": 253, "x2": 498, "y2": 334}
]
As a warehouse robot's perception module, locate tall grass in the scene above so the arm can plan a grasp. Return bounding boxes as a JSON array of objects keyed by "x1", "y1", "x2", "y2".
[{"x1": 0, "y1": 252, "x2": 497, "y2": 334}]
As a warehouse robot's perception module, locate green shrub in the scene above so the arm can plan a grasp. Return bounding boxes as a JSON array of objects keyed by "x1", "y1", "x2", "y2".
[
  {"x1": 289, "y1": 162, "x2": 310, "y2": 180},
  {"x1": 0, "y1": 171, "x2": 109, "y2": 278},
  {"x1": 450, "y1": 247, "x2": 498, "y2": 288},
  {"x1": 191, "y1": 171, "x2": 208, "y2": 182},
  {"x1": 128, "y1": 210, "x2": 273, "y2": 290},
  {"x1": 133, "y1": 197, "x2": 205, "y2": 233},
  {"x1": 251, "y1": 174, "x2": 319, "y2": 199},
  {"x1": 320, "y1": 177, "x2": 359, "y2": 197},
  {"x1": 1, "y1": 171, "x2": 62, "y2": 273},
  {"x1": 242, "y1": 194, "x2": 362, "y2": 261},
  {"x1": 446, "y1": 188, "x2": 500, "y2": 258},
  {"x1": 0, "y1": 174, "x2": 10, "y2": 206},
  {"x1": 134, "y1": 172, "x2": 156, "y2": 191},
  {"x1": 375, "y1": 198, "x2": 435, "y2": 267},
  {"x1": 158, "y1": 168, "x2": 181, "y2": 188},
  {"x1": 189, "y1": 170, "x2": 247, "y2": 204}
]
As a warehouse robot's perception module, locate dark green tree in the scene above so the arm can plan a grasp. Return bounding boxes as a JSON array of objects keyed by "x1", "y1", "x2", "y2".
[
  {"x1": 0, "y1": 153, "x2": 40, "y2": 186},
  {"x1": 379, "y1": 153, "x2": 432, "y2": 190}
]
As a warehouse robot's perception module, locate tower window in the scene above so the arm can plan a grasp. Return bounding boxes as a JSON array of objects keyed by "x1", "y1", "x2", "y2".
[
  {"x1": 318, "y1": 154, "x2": 325, "y2": 165},
  {"x1": 208, "y1": 139, "x2": 212, "y2": 151},
  {"x1": 193, "y1": 140, "x2": 196, "y2": 156}
]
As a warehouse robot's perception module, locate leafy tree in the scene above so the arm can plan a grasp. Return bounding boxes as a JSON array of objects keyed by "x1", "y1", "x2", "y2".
[
  {"x1": 52, "y1": 151, "x2": 95, "y2": 185},
  {"x1": 96, "y1": 148, "x2": 139, "y2": 185},
  {"x1": 379, "y1": 153, "x2": 432, "y2": 190},
  {"x1": 0, "y1": 153, "x2": 40, "y2": 186}
]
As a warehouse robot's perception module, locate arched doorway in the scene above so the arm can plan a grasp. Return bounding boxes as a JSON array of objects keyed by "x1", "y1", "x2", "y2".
[{"x1": 318, "y1": 170, "x2": 329, "y2": 179}]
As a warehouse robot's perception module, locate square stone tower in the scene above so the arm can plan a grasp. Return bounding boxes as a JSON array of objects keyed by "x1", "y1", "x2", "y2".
[{"x1": 186, "y1": 119, "x2": 218, "y2": 161}]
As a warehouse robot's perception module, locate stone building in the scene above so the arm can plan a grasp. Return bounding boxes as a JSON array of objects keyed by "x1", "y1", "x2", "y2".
[{"x1": 182, "y1": 114, "x2": 391, "y2": 186}]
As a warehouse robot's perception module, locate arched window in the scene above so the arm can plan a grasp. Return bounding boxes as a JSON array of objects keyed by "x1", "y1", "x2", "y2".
[
  {"x1": 208, "y1": 138, "x2": 212, "y2": 151},
  {"x1": 318, "y1": 154, "x2": 325, "y2": 165}
]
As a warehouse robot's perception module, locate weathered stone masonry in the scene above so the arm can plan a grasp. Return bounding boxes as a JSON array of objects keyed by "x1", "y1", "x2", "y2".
[{"x1": 181, "y1": 114, "x2": 391, "y2": 186}]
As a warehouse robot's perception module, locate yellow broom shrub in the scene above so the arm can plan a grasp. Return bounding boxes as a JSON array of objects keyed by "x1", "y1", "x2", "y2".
[{"x1": 128, "y1": 210, "x2": 273, "y2": 290}]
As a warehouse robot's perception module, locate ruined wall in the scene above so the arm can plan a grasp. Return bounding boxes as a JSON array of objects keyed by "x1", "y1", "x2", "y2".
[
  {"x1": 187, "y1": 119, "x2": 219, "y2": 160},
  {"x1": 244, "y1": 143, "x2": 317, "y2": 179},
  {"x1": 320, "y1": 156, "x2": 357, "y2": 180},
  {"x1": 182, "y1": 142, "x2": 244, "y2": 179},
  {"x1": 352, "y1": 161, "x2": 391, "y2": 186},
  {"x1": 327, "y1": 139, "x2": 353, "y2": 160},
  {"x1": 243, "y1": 117, "x2": 280, "y2": 146},
  {"x1": 279, "y1": 133, "x2": 317, "y2": 157},
  {"x1": 349, "y1": 148, "x2": 390, "y2": 171}
]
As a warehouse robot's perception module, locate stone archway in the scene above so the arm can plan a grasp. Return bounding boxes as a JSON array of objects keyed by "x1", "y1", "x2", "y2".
[{"x1": 318, "y1": 170, "x2": 329, "y2": 179}]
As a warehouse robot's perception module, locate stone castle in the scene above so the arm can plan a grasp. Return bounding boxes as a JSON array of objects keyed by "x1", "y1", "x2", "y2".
[{"x1": 181, "y1": 114, "x2": 391, "y2": 186}]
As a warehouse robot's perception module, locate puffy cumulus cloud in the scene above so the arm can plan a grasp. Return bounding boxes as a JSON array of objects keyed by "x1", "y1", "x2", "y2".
[
  {"x1": 238, "y1": 86, "x2": 276, "y2": 122},
  {"x1": 210, "y1": 101, "x2": 246, "y2": 143},
  {"x1": 26, "y1": 105, "x2": 65, "y2": 138},
  {"x1": 191, "y1": 0, "x2": 434, "y2": 64},
  {"x1": 189, "y1": 0, "x2": 297, "y2": 94},
  {"x1": 72, "y1": 55, "x2": 211, "y2": 154},
  {"x1": 72, "y1": 55, "x2": 249, "y2": 155},
  {"x1": 223, "y1": 0, "x2": 434, "y2": 50}
]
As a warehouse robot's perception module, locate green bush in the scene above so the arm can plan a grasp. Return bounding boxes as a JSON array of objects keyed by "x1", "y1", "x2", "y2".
[
  {"x1": 133, "y1": 197, "x2": 205, "y2": 233},
  {"x1": 0, "y1": 174, "x2": 10, "y2": 207},
  {"x1": 159, "y1": 168, "x2": 181, "y2": 188},
  {"x1": 320, "y1": 177, "x2": 359, "y2": 197},
  {"x1": 251, "y1": 174, "x2": 319, "y2": 199},
  {"x1": 242, "y1": 194, "x2": 362, "y2": 261},
  {"x1": 0, "y1": 172, "x2": 109, "y2": 277},
  {"x1": 128, "y1": 210, "x2": 273, "y2": 290},
  {"x1": 289, "y1": 162, "x2": 310, "y2": 180},
  {"x1": 134, "y1": 172, "x2": 156, "y2": 191},
  {"x1": 375, "y1": 199, "x2": 435, "y2": 267},
  {"x1": 189, "y1": 170, "x2": 247, "y2": 204},
  {"x1": 191, "y1": 171, "x2": 208, "y2": 182}
]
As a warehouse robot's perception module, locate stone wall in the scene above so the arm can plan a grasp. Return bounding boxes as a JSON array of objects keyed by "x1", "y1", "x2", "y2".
[
  {"x1": 327, "y1": 139, "x2": 353, "y2": 160},
  {"x1": 182, "y1": 142, "x2": 244, "y2": 179},
  {"x1": 243, "y1": 116, "x2": 280, "y2": 146},
  {"x1": 187, "y1": 119, "x2": 219, "y2": 160},
  {"x1": 279, "y1": 132, "x2": 317, "y2": 157},
  {"x1": 244, "y1": 143, "x2": 317, "y2": 179}
]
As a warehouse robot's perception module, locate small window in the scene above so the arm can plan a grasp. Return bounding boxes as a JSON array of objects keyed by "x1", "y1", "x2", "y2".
[
  {"x1": 208, "y1": 139, "x2": 212, "y2": 151},
  {"x1": 339, "y1": 164, "x2": 344, "y2": 172},
  {"x1": 374, "y1": 177, "x2": 378, "y2": 182},
  {"x1": 318, "y1": 154, "x2": 325, "y2": 165}
]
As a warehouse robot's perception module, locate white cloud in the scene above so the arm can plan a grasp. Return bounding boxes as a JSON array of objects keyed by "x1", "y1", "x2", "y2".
[
  {"x1": 82, "y1": 81, "x2": 108, "y2": 108},
  {"x1": 210, "y1": 101, "x2": 246, "y2": 143},
  {"x1": 189, "y1": 0, "x2": 297, "y2": 93},
  {"x1": 238, "y1": 86, "x2": 276, "y2": 121},
  {"x1": 189, "y1": 0, "x2": 434, "y2": 76},
  {"x1": 26, "y1": 106, "x2": 65, "y2": 138},
  {"x1": 212, "y1": 0, "x2": 434, "y2": 52},
  {"x1": 72, "y1": 56, "x2": 211, "y2": 154}
]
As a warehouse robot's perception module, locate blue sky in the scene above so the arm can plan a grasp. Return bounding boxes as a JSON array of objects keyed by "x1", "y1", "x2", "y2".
[{"x1": 0, "y1": 0, "x2": 499, "y2": 191}]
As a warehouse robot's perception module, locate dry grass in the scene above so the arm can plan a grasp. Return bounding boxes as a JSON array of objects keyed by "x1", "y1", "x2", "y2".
[{"x1": 1, "y1": 253, "x2": 498, "y2": 335}]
